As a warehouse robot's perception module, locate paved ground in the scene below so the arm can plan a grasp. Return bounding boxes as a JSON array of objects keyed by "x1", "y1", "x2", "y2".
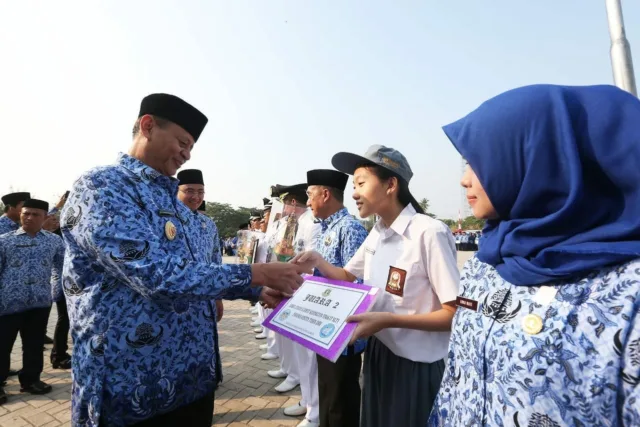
[{"x1": 0, "y1": 252, "x2": 474, "y2": 427}]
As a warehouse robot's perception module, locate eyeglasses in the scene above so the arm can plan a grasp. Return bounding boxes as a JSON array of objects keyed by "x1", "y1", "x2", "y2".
[{"x1": 180, "y1": 189, "x2": 205, "y2": 196}]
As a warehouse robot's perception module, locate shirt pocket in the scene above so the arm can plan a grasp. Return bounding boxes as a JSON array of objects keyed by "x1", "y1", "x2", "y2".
[{"x1": 384, "y1": 262, "x2": 419, "y2": 311}]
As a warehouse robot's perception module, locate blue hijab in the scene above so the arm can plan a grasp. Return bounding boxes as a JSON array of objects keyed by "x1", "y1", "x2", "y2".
[{"x1": 444, "y1": 84, "x2": 640, "y2": 286}]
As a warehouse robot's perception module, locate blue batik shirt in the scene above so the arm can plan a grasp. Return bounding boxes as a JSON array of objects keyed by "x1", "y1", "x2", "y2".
[
  {"x1": 43, "y1": 207, "x2": 67, "y2": 303},
  {"x1": 314, "y1": 208, "x2": 369, "y2": 355},
  {"x1": 187, "y1": 209, "x2": 224, "y2": 387},
  {"x1": 61, "y1": 153, "x2": 260, "y2": 427},
  {"x1": 51, "y1": 239, "x2": 65, "y2": 303},
  {"x1": 190, "y1": 211, "x2": 222, "y2": 265},
  {"x1": 185, "y1": 210, "x2": 222, "y2": 265},
  {"x1": 0, "y1": 228, "x2": 64, "y2": 316},
  {"x1": 428, "y1": 256, "x2": 640, "y2": 427},
  {"x1": 0, "y1": 215, "x2": 19, "y2": 235}
]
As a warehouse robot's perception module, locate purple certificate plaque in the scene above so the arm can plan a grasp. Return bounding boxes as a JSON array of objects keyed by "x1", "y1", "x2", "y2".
[{"x1": 262, "y1": 275, "x2": 379, "y2": 363}]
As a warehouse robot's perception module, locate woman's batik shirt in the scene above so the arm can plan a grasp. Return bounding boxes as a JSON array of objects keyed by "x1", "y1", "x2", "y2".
[{"x1": 429, "y1": 256, "x2": 640, "y2": 427}]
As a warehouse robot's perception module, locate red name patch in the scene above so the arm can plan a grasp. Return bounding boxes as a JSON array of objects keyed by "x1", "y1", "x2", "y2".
[{"x1": 456, "y1": 296, "x2": 478, "y2": 311}]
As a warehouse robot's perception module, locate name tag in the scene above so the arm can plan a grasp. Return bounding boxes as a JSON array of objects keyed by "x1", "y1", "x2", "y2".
[
  {"x1": 15, "y1": 244, "x2": 36, "y2": 248},
  {"x1": 365, "y1": 247, "x2": 376, "y2": 255},
  {"x1": 532, "y1": 286, "x2": 558, "y2": 305},
  {"x1": 158, "y1": 209, "x2": 176, "y2": 217},
  {"x1": 456, "y1": 296, "x2": 478, "y2": 311}
]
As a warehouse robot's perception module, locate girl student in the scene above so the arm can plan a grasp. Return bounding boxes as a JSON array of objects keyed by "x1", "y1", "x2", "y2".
[{"x1": 292, "y1": 144, "x2": 460, "y2": 427}]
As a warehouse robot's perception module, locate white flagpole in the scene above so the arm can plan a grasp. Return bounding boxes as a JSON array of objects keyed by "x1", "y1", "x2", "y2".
[{"x1": 606, "y1": 0, "x2": 637, "y2": 96}]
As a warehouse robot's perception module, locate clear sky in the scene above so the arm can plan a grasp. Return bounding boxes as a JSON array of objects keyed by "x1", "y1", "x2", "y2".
[{"x1": 1, "y1": 1, "x2": 638, "y2": 219}]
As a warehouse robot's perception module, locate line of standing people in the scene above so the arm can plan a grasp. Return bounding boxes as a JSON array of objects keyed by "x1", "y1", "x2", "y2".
[{"x1": 0, "y1": 192, "x2": 73, "y2": 405}]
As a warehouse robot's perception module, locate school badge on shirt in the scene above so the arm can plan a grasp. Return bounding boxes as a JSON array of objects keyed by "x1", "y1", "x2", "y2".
[{"x1": 385, "y1": 266, "x2": 407, "y2": 297}]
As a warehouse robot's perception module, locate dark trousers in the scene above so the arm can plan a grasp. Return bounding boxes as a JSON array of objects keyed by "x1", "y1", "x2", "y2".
[
  {"x1": 317, "y1": 349, "x2": 363, "y2": 427},
  {"x1": 361, "y1": 337, "x2": 444, "y2": 427},
  {"x1": 51, "y1": 299, "x2": 70, "y2": 362},
  {"x1": 0, "y1": 307, "x2": 50, "y2": 386},
  {"x1": 100, "y1": 391, "x2": 214, "y2": 426}
]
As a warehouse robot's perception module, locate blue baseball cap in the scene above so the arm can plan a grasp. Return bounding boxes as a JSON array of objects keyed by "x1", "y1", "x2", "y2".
[{"x1": 331, "y1": 144, "x2": 414, "y2": 183}]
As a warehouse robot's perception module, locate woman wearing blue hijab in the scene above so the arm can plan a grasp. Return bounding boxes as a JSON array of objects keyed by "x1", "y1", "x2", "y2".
[{"x1": 429, "y1": 85, "x2": 640, "y2": 426}]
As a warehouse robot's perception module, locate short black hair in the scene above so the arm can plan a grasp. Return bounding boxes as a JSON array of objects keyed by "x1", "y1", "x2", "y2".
[
  {"x1": 132, "y1": 115, "x2": 170, "y2": 138},
  {"x1": 322, "y1": 186, "x2": 344, "y2": 203},
  {"x1": 283, "y1": 194, "x2": 308, "y2": 206},
  {"x1": 3, "y1": 201, "x2": 22, "y2": 212}
]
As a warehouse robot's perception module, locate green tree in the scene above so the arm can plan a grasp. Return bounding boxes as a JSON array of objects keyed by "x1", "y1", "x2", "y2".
[
  {"x1": 204, "y1": 202, "x2": 259, "y2": 238},
  {"x1": 461, "y1": 216, "x2": 485, "y2": 230},
  {"x1": 418, "y1": 198, "x2": 436, "y2": 218},
  {"x1": 441, "y1": 218, "x2": 457, "y2": 229}
]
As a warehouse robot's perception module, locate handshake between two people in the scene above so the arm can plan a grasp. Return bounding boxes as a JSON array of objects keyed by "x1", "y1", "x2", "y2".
[{"x1": 249, "y1": 251, "x2": 321, "y2": 309}]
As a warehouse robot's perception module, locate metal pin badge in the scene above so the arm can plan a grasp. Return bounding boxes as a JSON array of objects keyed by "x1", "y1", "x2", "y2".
[
  {"x1": 165, "y1": 221, "x2": 177, "y2": 241},
  {"x1": 522, "y1": 314, "x2": 543, "y2": 335}
]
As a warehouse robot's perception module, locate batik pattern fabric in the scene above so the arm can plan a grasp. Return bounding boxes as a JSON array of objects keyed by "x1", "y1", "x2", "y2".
[
  {"x1": 45, "y1": 207, "x2": 67, "y2": 302},
  {"x1": 0, "y1": 215, "x2": 19, "y2": 235},
  {"x1": 189, "y1": 212, "x2": 222, "y2": 265},
  {"x1": 61, "y1": 153, "x2": 259, "y2": 426},
  {"x1": 313, "y1": 208, "x2": 369, "y2": 354},
  {"x1": 51, "y1": 248, "x2": 65, "y2": 303},
  {"x1": 0, "y1": 229, "x2": 63, "y2": 315},
  {"x1": 186, "y1": 210, "x2": 225, "y2": 386},
  {"x1": 429, "y1": 256, "x2": 640, "y2": 427}
]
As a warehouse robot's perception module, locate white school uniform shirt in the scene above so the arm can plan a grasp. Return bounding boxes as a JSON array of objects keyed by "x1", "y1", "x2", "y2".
[
  {"x1": 257, "y1": 221, "x2": 281, "y2": 264},
  {"x1": 262, "y1": 209, "x2": 319, "y2": 263},
  {"x1": 296, "y1": 209, "x2": 322, "y2": 252},
  {"x1": 345, "y1": 204, "x2": 460, "y2": 363}
]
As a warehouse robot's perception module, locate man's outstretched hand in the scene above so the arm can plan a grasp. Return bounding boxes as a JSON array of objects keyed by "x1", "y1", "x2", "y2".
[
  {"x1": 250, "y1": 262, "x2": 307, "y2": 295},
  {"x1": 289, "y1": 251, "x2": 321, "y2": 273}
]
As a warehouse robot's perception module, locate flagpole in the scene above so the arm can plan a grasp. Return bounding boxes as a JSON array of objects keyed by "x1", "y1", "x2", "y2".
[{"x1": 606, "y1": 0, "x2": 637, "y2": 96}]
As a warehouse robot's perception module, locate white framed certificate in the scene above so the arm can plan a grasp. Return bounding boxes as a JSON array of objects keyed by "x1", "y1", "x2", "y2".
[{"x1": 263, "y1": 275, "x2": 378, "y2": 362}]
